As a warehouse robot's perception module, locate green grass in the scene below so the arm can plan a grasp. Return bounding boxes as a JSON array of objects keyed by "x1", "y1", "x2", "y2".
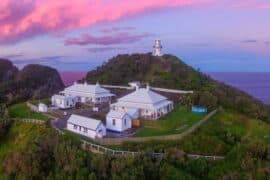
[
  {"x1": 179, "y1": 108, "x2": 270, "y2": 155},
  {"x1": 134, "y1": 105, "x2": 205, "y2": 137},
  {"x1": 9, "y1": 103, "x2": 49, "y2": 121}
]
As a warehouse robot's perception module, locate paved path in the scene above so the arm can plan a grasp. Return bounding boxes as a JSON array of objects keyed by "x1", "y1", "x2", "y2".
[{"x1": 96, "y1": 109, "x2": 218, "y2": 145}]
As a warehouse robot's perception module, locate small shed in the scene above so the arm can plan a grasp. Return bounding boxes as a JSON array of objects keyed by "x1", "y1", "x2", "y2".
[
  {"x1": 38, "y1": 103, "x2": 48, "y2": 113},
  {"x1": 67, "y1": 114, "x2": 106, "y2": 139},
  {"x1": 192, "y1": 106, "x2": 207, "y2": 114},
  {"x1": 106, "y1": 110, "x2": 132, "y2": 132}
]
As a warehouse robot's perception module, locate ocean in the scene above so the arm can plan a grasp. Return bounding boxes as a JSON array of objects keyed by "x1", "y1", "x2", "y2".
[
  {"x1": 208, "y1": 72, "x2": 270, "y2": 105},
  {"x1": 60, "y1": 72, "x2": 270, "y2": 105}
]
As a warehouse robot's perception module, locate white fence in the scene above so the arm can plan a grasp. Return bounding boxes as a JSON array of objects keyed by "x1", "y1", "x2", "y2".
[
  {"x1": 81, "y1": 140, "x2": 224, "y2": 160},
  {"x1": 13, "y1": 118, "x2": 45, "y2": 124}
]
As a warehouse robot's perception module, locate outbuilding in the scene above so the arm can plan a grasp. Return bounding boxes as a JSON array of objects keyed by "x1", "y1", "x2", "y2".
[
  {"x1": 38, "y1": 103, "x2": 48, "y2": 113},
  {"x1": 106, "y1": 110, "x2": 132, "y2": 132},
  {"x1": 67, "y1": 114, "x2": 106, "y2": 139}
]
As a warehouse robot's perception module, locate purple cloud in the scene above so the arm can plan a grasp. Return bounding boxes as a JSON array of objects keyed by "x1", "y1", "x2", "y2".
[
  {"x1": 99, "y1": 26, "x2": 136, "y2": 33},
  {"x1": 0, "y1": 53, "x2": 24, "y2": 59},
  {"x1": 87, "y1": 47, "x2": 125, "y2": 53},
  {"x1": 264, "y1": 41, "x2": 270, "y2": 45},
  {"x1": 241, "y1": 39, "x2": 258, "y2": 43},
  {"x1": 64, "y1": 32, "x2": 154, "y2": 46}
]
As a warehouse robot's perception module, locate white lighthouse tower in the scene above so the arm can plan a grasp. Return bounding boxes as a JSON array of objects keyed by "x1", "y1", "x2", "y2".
[{"x1": 153, "y1": 39, "x2": 162, "y2": 56}]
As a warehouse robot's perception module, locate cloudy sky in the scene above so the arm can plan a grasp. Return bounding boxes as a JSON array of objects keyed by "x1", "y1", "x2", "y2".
[{"x1": 0, "y1": 0, "x2": 270, "y2": 72}]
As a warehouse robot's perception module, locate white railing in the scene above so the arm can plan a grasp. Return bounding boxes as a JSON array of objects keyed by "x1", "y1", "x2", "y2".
[
  {"x1": 81, "y1": 140, "x2": 224, "y2": 160},
  {"x1": 13, "y1": 118, "x2": 45, "y2": 124}
]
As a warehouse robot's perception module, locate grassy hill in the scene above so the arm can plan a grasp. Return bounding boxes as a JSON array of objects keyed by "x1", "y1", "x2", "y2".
[{"x1": 85, "y1": 53, "x2": 270, "y2": 122}]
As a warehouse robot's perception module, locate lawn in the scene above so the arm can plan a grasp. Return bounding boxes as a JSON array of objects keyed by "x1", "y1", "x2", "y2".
[
  {"x1": 134, "y1": 105, "x2": 205, "y2": 137},
  {"x1": 116, "y1": 108, "x2": 270, "y2": 156},
  {"x1": 8, "y1": 103, "x2": 49, "y2": 121},
  {"x1": 178, "y1": 108, "x2": 270, "y2": 155}
]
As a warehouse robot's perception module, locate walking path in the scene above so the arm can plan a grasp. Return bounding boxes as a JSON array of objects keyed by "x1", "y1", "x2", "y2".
[{"x1": 95, "y1": 109, "x2": 218, "y2": 145}]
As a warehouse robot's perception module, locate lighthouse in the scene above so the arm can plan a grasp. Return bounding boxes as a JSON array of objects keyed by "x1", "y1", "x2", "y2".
[{"x1": 153, "y1": 39, "x2": 162, "y2": 56}]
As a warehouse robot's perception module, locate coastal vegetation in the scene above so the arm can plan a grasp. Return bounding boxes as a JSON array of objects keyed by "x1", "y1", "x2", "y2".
[
  {"x1": 0, "y1": 119, "x2": 270, "y2": 179},
  {"x1": 0, "y1": 59, "x2": 64, "y2": 105},
  {"x1": 8, "y1": 103, "x2": 49, "y2": 121}
]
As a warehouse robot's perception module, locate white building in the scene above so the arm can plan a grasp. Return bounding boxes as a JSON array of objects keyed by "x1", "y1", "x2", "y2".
[
  {"x1": 61, "y1": 82, "x2": 114, "y2": 104},
  {"x1": 67, "y1": 114, "x2": 106, "y2": 139},
  {"x1": 38, "y1": 103, "x2": 48, "y2": 113},
  {"x1": 106, "y1": 110, "x2": 132, "y2": 132},
  {"x1": 128, "y1": 81, "x2": 141, "y2": 89},
  {"x1": 111, "y1": 86, "x2": 173, "y2": 120},
  {"x1": 153, "y1": 39, "x2": 162, "y2": 56},
  {"x1": 51, "y1": 95, "x2": 78, "y2": 109}
]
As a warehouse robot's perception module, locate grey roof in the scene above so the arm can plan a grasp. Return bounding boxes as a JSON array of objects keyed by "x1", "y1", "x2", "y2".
[
  {"x1": 67, "y1": 114, "x2": 102, "y2": 130},
  {"x1": 64, "y1": 82, "x2": 111, "y2": 95},
  {"x1": 106, "y1": 110, "x2": 127, "y2": 119},
  {"x1": 118, "y1": 87, "x2": 167, "y2": 104}
]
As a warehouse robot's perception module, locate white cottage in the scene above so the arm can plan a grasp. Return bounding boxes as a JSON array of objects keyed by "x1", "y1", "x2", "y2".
[
  {"x1": 111, "y1": 86, "x2": 173, "y2": 120},
  {"x1": 106, "y1": 110, "x2": 132, "y2": 132},
  {"x1": 51, "y1": 95, "x2": 78, "y2": 109},
  {"x1": 61, "y1": 82, "x2": 114, "y2": 104},
  {"x1": 38, "y1": 103, "x2": 48, "y2": 113},
  {"x1": 67, "y1": 114, "x2": 106, "y2": 139}
]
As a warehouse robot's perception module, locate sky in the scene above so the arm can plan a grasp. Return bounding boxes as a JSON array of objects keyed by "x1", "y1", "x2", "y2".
[{"x1": 0, "y1": 0, "x2": 270, "y2": 72}]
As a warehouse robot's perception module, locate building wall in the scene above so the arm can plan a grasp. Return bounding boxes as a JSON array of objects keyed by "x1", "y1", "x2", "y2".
[
  {"x1": 67, "y1": 123, "x2": 97, "y2": 138},
  {"x1": 67, "y1": 123, "x2": 106, "y2": 139},
  {"x1": 51, "y1": 96, "x2": 77, "y2": 109},
  {"x1": 96, "y1": 124, "x2": 107, "y2": 138},
  {"x1": 111, "y1": 101, "x2": 174, "y2": 120},
  {"x1": 63, "y1": 91, "x2": 112, "y2": 104},
  {"x1": 106, "y1": 114, "x2": 132, "y2": 132}
]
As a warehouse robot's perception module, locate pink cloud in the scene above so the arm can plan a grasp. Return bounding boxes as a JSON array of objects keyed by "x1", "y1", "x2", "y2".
[
  {"x1": 0, "y1": 0, "x2": 202, "y2": 44},
  {"x1": 65, "y1": 32, "x2": 154, "y2": 46}
]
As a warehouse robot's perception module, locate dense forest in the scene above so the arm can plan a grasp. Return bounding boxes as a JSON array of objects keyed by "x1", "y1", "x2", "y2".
[
  {"x1": 85, "y1": 53, "x2": 270, "y2": 122},
  {"x1": 0, "y1": 59, "x2": 64, "y2": 105}
]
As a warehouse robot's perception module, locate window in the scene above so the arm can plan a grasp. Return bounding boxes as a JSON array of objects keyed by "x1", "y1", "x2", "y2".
[
  {"x1": 112, "y1": 119, "x2": 116, "y2": 126},
  {"x1": 74, "y1": 125, "x2": 77, "y2": 129},
  {"x1": 124, "y1": 118, "x2": 127, "y2": 126},
  {"x1": 83, "y1": 128, "x2": 88, "y2": 133}
]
